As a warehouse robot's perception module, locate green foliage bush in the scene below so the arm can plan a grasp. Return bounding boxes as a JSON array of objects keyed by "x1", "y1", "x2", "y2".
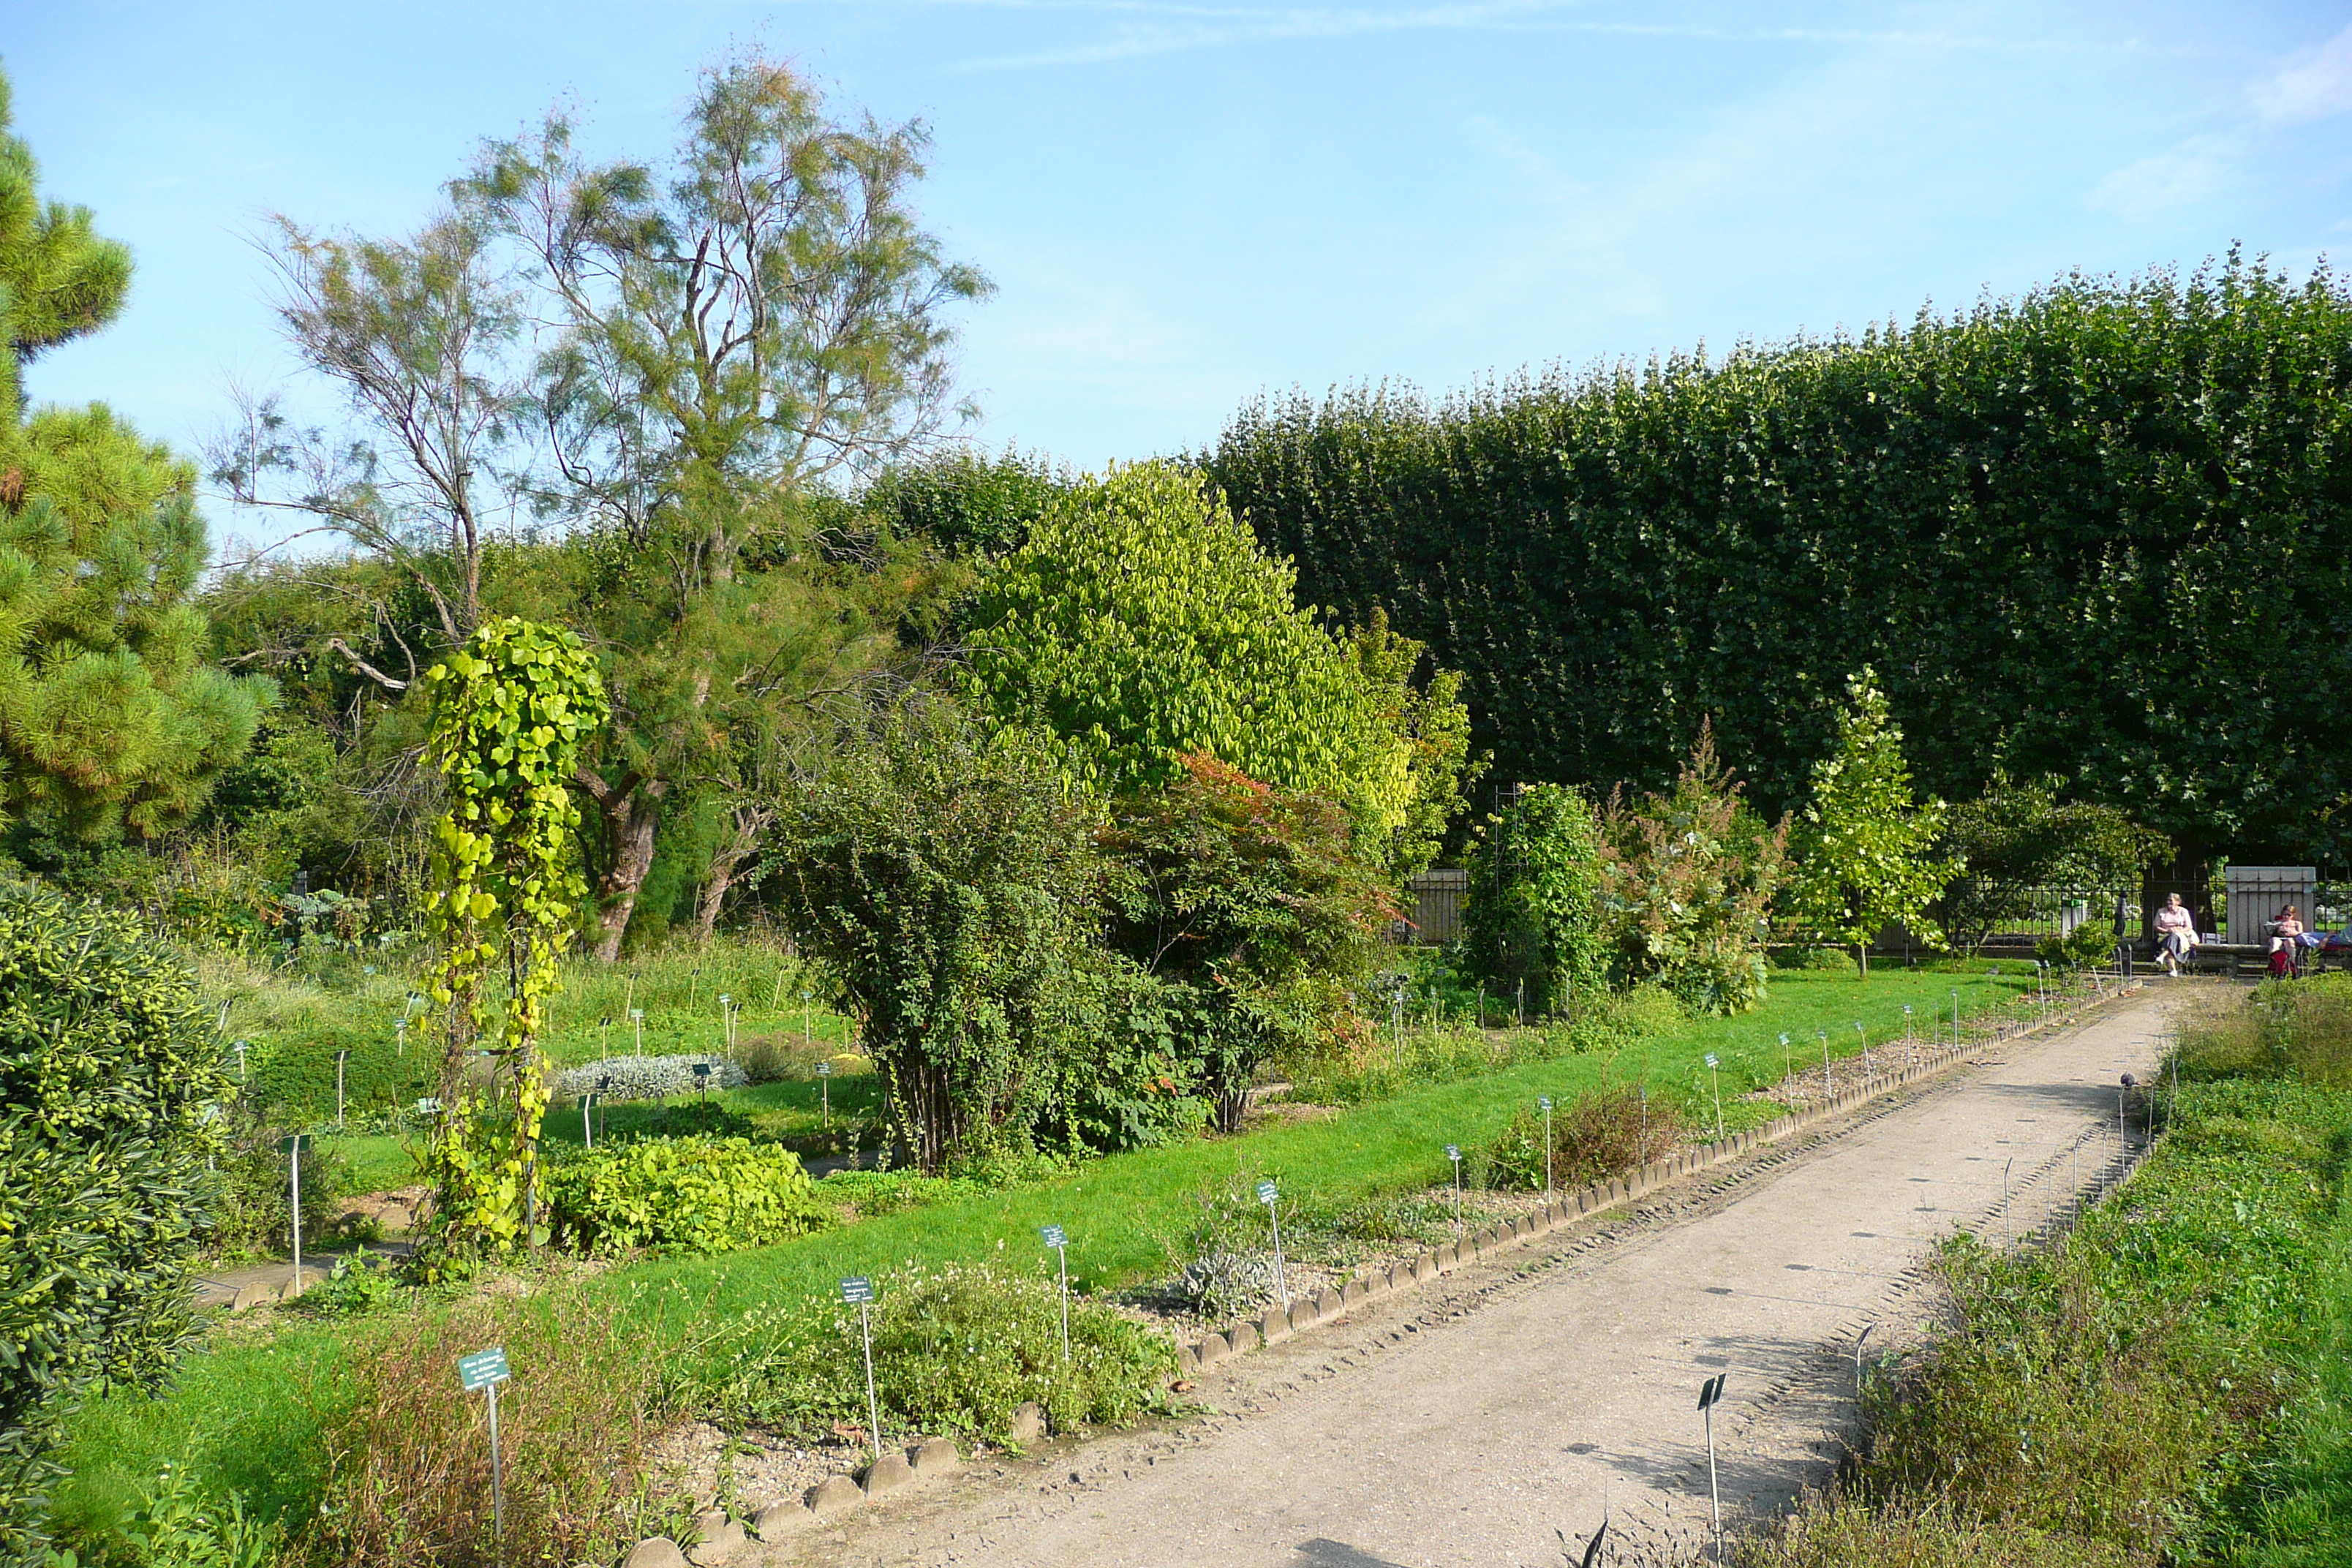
[
  {"x1": 1098, "y1": 755, "x2": 1393, "y2": 1131},
  {"x1": 1204, "y1": 255, "x2": 2352, "y2": 865},
  {"x1": 1460, "y1": 783, "x2": 1610, "y2": 1017},
  {"x1": 1934, "y1": 773, "x2": 2171, "y2": 951},
  {"x1": 108, "y1": 1462, "x2": 277, "y2": 1568},
  {"x1": 541, "y1": 1136, "x2": 832, "y2": 1256},
  {"x1": 688, "y1": 1261, "x2": 1175, "y2": 1446},
  {"x1": 766, "y1": 698, "x2": 1109, "y2": 1171},
  {"x1": 1599, "y1": 727, "x2": 1787, "y2": 1015},
  {"x1": 0, "y1": 888, "x2": 229, "y2": 1561}
]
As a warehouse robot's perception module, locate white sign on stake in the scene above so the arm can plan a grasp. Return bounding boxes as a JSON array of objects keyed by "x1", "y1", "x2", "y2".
[
  {"x1": 1040, "y1": 1226, "x2": 1071, "y2": 1361},
  {"x1": 1537, "y1": 1096, "x2": 1554, "y2": 1194},
  {"x1": 1255, "y1": 1182, "x2": 1286, "y2": 1301},
  {"x1": 840, "y1": 1278, "x2": 883, "y2": 1461}
]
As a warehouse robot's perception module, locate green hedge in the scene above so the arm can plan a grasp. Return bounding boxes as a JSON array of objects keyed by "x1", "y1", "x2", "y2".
[{"x1": 1203, "y1": 255, "x2": 2352, "y2": 863}]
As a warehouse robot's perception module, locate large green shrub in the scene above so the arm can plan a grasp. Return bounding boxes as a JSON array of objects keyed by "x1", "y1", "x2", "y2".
[
  {"x1": 1460, "y1": 783, "x2": 1610, "y2": 1017},
  {"x1": 540, "y1": 1136, "x2": 831, "y2": 1256},
  {"x1": 689, "y1": 1261, "x2": 1175, "y2": 1446},
  {"x1": 766, "y1": 698, "x2": 1107, "y2": 1172},
  {"x1": 0, "y1": 887, "x2": 228, "y2": 1561},
  {"x1": 1203, "y1": 256, "x2": 2352, "y2": 865},
  {"x1": 1600, "y1": 728, "x2": 1787, "y2": 1015},
  {"x1": 1933, "y1": 772, "x2": 2171, "y2": 951},
  {"x1": 1097, "y1": 754, "x2": 1394, "y2": 1130}
]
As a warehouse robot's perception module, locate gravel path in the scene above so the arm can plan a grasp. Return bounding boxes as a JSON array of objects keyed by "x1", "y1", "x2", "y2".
[{"x1": 774, "y1": 992, "x2": 2171, "y2": 1568}]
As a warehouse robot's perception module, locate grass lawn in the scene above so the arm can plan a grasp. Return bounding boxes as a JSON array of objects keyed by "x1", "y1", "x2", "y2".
[{"x1": 53, "y1": 965, "x2": 2035, "y2": 1542}]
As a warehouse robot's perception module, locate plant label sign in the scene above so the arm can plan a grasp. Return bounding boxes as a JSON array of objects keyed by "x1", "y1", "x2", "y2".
[
  {"x1": 1696, "y1": 1372, "x2": 1728, "y2": 1410},
  {"x1": 576, "y1": 1094, "x2": 600, "y2": 1110},
  {"x1": 1039, "y1": 1224, "x2": 1067, "y2": 1248},
  {"x1": 816, "y1": 1061, "x2": 833, "y2": 1077},
  {"x1": 1444, "y1": 1144, "x2": 1461, "y2": 1161},
  {"x1": 1254, "y1": 1180, "x2": 1278, "y2": 1206},
  {"x1": 1537, "y1": 1095, "x2": 1553, "y2": 1110},
  {"x1": 280, "y1": 1134, "x2": 311, "y2": 1154},
  {"x1": 840, "y1": 1275, "x2": 874, "y2": 1305},
  {"x1": 1704, "y1": 1054, "x2": 1719, "y2": 1069},
  {"x1": 459, "y1": 1348, "x2": 511, "y2": 1390}
]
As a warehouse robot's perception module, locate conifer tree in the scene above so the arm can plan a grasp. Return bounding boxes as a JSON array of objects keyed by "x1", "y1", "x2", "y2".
[
  {"x1": 0, "y1": 69, "x2": 267, "y2": 843},
  {"x1": 1784, "y1": 669, "x2": 1960, "y2": 975}
]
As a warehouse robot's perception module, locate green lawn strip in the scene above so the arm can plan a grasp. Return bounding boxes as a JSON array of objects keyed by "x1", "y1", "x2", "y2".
[{"x1": 58, "y1": 968, "x2": 2017, "y2": 1539}]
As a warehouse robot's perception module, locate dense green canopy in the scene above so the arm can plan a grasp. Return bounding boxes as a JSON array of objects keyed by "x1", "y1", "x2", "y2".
[
  {"x1": 0, "y1": 69, "x2": 266, "y2": 844},
  {"x1": 1205, "y1": 256, "x2": 2352, "y2": 864}
]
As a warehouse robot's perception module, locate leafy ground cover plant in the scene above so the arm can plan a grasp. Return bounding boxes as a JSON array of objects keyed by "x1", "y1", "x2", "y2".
[
  {"x1": 684, "y1": 1261, "x2": 1176, "y2": 1447},
  {"x1": 541, "y1": 1136, "x2": 833, "y2": 1256}
]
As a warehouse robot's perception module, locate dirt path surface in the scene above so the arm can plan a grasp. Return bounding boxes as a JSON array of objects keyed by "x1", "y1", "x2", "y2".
[{"x1": 779, "y1": 994, "x2": 2171, "y2": 1568}]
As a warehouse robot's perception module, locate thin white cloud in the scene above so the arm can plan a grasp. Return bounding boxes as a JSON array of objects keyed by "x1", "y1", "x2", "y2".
[
  {"x1": 2089, "y1": 135, "x2": 2234, "y2": 221},
  {"x1": 919, "y1": 0, "x2": 2091, "y2": 72},
  {"x1": 2258, "y1": 20, "x2": 2352, "y2": 125}
]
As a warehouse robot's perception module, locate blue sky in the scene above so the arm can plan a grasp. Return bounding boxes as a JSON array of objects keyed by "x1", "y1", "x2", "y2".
[{"x1": 10, "y1": 1, "x2": 2352, "y2": 550}]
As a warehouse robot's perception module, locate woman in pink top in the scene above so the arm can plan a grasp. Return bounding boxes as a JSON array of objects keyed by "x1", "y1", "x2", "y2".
[{"x1": 2153, "y1": 894, "x2": 2195, "y2": 977}]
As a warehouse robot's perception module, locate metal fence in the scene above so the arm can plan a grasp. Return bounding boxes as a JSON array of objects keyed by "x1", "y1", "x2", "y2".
[{"x1": 1402, "y1": 869, "x2": 1469, "y2": 946}]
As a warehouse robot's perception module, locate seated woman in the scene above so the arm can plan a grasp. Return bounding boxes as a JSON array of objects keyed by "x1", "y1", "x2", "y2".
[
  {"x1": 2271, "y1": 905, "x2": 2307, "y2": 979},
  {"x1": 2153, "y1": 893, "x2": 2195, "y2": 977}
]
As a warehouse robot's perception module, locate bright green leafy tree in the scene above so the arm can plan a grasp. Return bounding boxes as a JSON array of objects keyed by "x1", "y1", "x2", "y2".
[
  {"x1": 419, "y1": 617, "x2": 608, "y2": 1259},
  {"x1": 0, "y1": 68, "x2": 268, "y2": 848},
  {"x1": 960, "y1": 461, "x2": 1453, "y2": 855},
  {"x1": 1784, "y1": 670, "x2": 1960, "y2": 973}
]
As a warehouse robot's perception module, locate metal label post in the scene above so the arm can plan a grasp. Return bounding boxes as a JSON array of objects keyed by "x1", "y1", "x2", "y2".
[
  {"x1": 1041, "y1": 1225, "x2": 1071, "y2": 1362},
  {"x1": 1697, "y1": 1372, "x2": 1729, "y2": 1560},
  {"x1": 281, "y1": 1134, "x2": 311, "y2": 1295},
  {"x1": 1255, "y1": 1180, "x2": 1285, "y2": 1302},
  {"x1": 1538, "y1": 1096, "x2": 1554, "y2": 1194},
  {"x1": 840, "y1": 1277, "x2": 881, "y2": 1462},
  {"x1": 459, "y1": 1347, "x2": 512, "y2": 1559}
]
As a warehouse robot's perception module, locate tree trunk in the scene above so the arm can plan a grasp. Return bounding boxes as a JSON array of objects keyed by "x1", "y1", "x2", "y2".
[
  {"x1": 579, "y1": 768, "x2": 666, "y2": 963},
  {"x1": 692, "y1": 802, "x2": 774, "y2": 944}
]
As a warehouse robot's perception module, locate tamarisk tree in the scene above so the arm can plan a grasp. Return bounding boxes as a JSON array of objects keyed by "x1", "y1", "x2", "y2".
[{"x1": 419, "y1": 617, "x2": 606, "y2": 1258}]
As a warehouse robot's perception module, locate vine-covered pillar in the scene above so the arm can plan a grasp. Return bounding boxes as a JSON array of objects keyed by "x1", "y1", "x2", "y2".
[{"x1": 418, "y1": 617, "x2": 608, "y2": 1263}]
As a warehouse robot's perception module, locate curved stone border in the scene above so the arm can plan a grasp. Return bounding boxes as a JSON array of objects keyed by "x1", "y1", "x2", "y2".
[
  {"x1": 611, "y1": 984, "x2": 2129, "y2": 1564},
  {"x1": 620, "y1": 1433, "x2": 970, "y2": 1566}
]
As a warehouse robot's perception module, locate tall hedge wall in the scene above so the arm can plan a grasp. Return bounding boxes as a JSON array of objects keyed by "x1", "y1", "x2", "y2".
[{"x1": 1203, "y1": 256, "x2": 2352, "y2": 864}]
